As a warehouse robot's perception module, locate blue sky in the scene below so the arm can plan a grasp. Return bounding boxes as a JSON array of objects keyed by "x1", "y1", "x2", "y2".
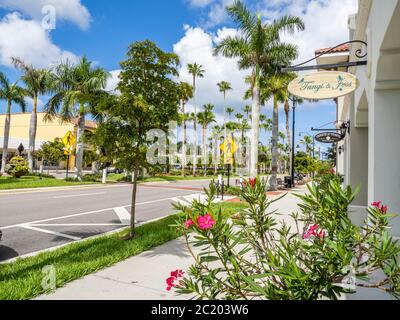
[{"x1": 0, "y1": 0, "x2": 357, "y2": 150}]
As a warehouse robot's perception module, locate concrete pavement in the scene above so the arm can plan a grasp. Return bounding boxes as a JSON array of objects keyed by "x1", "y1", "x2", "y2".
[
  {"x1": 37, "y1": 187, "x2": 307, "y2": 300},
  {"x1": 0, "y1": 179, "x2": 214, "y2": 262}
]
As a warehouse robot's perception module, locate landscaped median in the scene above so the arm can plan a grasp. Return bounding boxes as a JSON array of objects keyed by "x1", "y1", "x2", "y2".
[
  {"x1": 0, "y1": 202, "x2": 247, "y2": 300},
  {"x1": 0, "y1": 175, "x2": 97, "y2": 190}
]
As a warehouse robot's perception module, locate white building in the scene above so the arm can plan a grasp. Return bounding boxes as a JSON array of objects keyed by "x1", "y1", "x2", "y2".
[{"x1": 320, "y1": 0, "x2": 400, "y2": 238}]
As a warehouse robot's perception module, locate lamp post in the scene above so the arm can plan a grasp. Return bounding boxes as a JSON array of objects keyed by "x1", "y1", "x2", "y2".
[{"x1": 290, "y1": 97, "x2": 296, "y2": 188}]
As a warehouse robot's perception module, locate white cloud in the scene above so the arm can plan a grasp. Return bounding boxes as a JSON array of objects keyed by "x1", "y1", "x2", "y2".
[
  {"x1": 0, "y1": 13, "x2": 78, "y2": 69},
  {"x1": 187, "y1": 0, "x2": 216, "y2": 7},
  {"x1": 0, "y1": 0, "x2": 91, "y2": 30},
  {"x1": 260, "y1": 0, "x2": 358, "y2": 65},
  {"x1": 105, "y1": 69, "x2": 121, "y2": 94},
  {"x1": 174, "y1": 25, "x2": 252, "y2": 124}
]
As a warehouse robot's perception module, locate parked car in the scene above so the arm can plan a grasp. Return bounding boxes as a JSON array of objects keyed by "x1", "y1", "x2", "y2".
[{"x1": 107, "y1": 167, "x2": 124, "y2": 174}]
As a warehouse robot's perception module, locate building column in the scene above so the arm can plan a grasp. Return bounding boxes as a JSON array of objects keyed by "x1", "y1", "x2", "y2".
[{"x1": 369, "y1": 90, "x2": 400, "y2": 237}]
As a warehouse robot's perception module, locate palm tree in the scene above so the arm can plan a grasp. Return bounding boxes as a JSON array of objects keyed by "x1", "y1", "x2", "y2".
[
  {"x1": 243, "y1": 105, "x2": 251, "y2": 120},
  {"x1": 197, "y1": 104, "x2": 216, "y2": 176},
  {"x1": 187, "y1": 63, "x2": 205, "y2": 177},
  {"x1": 301, "y1": 135, "x2": 313, "y2": 158},
  {"x1": 177, "y1": 82, "x2": 194, "y2": 177},
  {"x1": 45, "y1": 57, "x2": 109, "y2": 180},
  {"x1": 226, "y1": 107, "x2": 235, "y2": 121},
  {"x1": 12, "y1": 58, "x2": 51, "y2": 172},
  {"x1": 217, "y1": 81, "x2": 232, "y2": 139},
  {"x1": 215, "y1": 0, "x2": 304, "y2": 178},
  {"x1": 0, "y1": 72, "x2": 26, "y2": 173},
  {"x1": 211, "y1": 125, "x2": 223, "y2": 175},
  {"x1": 260, "y1": 73, "x2": 295, "y2": 190}
]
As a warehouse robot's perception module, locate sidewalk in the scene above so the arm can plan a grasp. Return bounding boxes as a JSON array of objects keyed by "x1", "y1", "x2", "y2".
[{"x1": 36, "y1": 186, "x2": 307, "y2": 300}]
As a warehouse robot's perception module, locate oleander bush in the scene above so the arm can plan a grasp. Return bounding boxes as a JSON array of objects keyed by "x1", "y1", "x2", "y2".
[
  {"x1": 169, "y1": 179, "x2": 400, "y2": 300},
  {"x1": 5, "y1": 156, "x2": 29, "y2": 178}
]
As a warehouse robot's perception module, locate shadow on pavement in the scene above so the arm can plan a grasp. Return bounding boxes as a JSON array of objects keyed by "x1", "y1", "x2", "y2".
[{"x1": 0, "y1": 245, "x2": 19, "y2": 262}]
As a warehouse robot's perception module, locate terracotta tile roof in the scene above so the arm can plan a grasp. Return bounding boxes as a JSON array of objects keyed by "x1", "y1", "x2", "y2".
[
  {"x1": 315, "y1": 44, "x2": 350, "y2": 55},
  {"x1": 70, "y1": 117, "x2": 98, "y2": 129}
]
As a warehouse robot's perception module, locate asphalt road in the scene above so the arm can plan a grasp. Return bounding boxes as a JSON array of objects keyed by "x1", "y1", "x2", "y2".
[{"x1": 0, "y1": 179, "x2": 214, "y2": 262}]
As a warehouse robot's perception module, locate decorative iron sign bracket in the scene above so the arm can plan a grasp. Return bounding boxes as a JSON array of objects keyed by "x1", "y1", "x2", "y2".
[{"x1": 281, "y1": 40, "x2": 367, "y2": 73}]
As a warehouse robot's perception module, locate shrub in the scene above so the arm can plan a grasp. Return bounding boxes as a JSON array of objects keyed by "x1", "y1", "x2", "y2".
[
  {"x1": 170, "y1": 179, "x2": 400, "y2": 300},
  {"x1": 5, "y1": 156, "x2": 29, "y2": 178}
]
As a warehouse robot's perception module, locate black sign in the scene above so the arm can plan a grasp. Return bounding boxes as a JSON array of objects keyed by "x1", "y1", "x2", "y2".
[{"x1": 315, "y1": 132, "x2": 344, "y2": 144}]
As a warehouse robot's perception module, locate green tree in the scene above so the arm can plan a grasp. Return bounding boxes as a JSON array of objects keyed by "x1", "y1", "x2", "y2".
[
  {"x1": 177, "y1": 82, "x2": 194, "y2": 177},
  {"x1": 259, "y1": 73, "x2": 296, "y2": 190},
  {"x1": 187, "y1": 63, "x2": 205, "y2": 177},
  {"x1": 301, "y1": 135, "x2": 314, "y2": 158},
  {"x1": 92, "y1": 41, "x2": 180, "y2": 239},
  {"x1": 12, "y1": 58, "x2": 51, "y2": 172},
  {"x1": 37, "y1": 138, "x2": 67, "y2": 166},
  {"x1": 215, "y1": 0, "x2": 304, "y2": 178},
  {"x1": 217, "y1": 81, "x2": 232, "y2": 138},
  {"x1": 0, "y1": 72, "x2": 26, "y2": 173},
  {"x1": 44, "y1": 57, "x2": 109, "y2": 180},
  {"x1": 197, "y1": 104, "x2": 216, "y2": 175}
]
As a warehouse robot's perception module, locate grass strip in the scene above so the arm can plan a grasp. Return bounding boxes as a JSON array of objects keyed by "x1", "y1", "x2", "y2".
[
  {"x1": 0, "y1": 202, "x2": 247, "y2": 300},
  {"x1": 0, "y1": 176, "x2": 96, "y2": 190}
]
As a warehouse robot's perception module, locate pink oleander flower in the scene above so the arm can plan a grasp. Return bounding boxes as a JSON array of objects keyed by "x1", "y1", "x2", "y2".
[
  {"x1": 249, "y1": 178, "x2": 257, "y2": 188},
  {"x1": 185, "y1": 219, "x2": 194, "y2": 229},
  {"x1": 304, "y1": 224, "x2": 319, "y2": 239},
  {"x1": 166, "y1": 270, "x2": 185, "y2": 291},
  {"x1": 372, "y1": 201, "x2": 388, "y2": 215},
  {"x1": 197, "y1": 213, "x2": 216, "y2": 230}
]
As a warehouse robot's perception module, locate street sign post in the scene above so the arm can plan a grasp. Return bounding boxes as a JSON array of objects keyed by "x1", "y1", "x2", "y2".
[
  {"x1": 62, "y1": 131, "x2": 76, "y2": 181},
  {"x1": 220, "y1": 137, "x2": 238, "y2": 188}
]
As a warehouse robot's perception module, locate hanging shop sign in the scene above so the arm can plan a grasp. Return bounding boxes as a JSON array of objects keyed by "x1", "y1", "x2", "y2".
[
  {"x1": 315, "y1": 132, "x2": 344, "y2": 144},
  {"x1": 288, "y1": 71, "x2": 359, "y2": 100}
]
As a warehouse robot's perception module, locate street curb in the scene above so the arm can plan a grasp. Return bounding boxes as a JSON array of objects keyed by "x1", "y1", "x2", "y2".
[{"x1": 0, "y1": 183, "x2": 130, "y2": 195}]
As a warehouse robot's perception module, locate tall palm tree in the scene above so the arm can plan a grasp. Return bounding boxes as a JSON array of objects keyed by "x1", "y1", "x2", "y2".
[
  {"x1": 215, "y1": 0, "x2": 304, "y2": 178},
  {"x1": 0, "y1": 72, "x2": 26, "y2": 173},
  {"x1": 187, "y1": 63, "x2": 205, "y2": 177},
  {"x1": 243, "y1": 105, "x2": 251, "y2": 120},
  {"x1": 226, "y1": 107, "x2": 235, "y2": 122},
  {"x1": 177, "y1": 82, "x2": 194, "y2": 177},
  {"x1": 301, "y1": 135, "x2": 313, "y2": 158},
  {"x1": 217, "y1": 81, "x2": 232, "y2": 139},
  {"x1": 211, "y1": 125, "x2": 223, "y2": 175},
  {"x1": 12, "y1": 58, "x2": 51, "y2": 172},
  {"x1": 259, "y1": 73, "x2": 294, "y2": 190},
  {"x1": 197, "y1": 104, "x2": 216, "y2": 176},
  {"x1": 45, "y1": 57, "x2": 109, "y2": 180}
]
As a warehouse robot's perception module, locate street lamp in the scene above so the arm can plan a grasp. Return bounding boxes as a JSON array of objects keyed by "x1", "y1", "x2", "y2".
[{"x1": 288, "y1": 96, "x2": 297, "y2": 189}]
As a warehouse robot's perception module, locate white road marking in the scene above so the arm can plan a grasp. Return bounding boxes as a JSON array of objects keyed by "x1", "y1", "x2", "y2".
[
  {"x1": 0, "y1": 195, "x2": 188, "y2": 230},
  {"x1": 32, "y1": 223, "x2": 128, "y2": 227},
  {"x1": 113, "y1": 207, "x2": 131, "y2": 225},
  {"x1": 53, "y1": 192, "x2": 107, "y2": 199},
  {"x1": 21, "y1": 225, "x2": 82, "y2": 241}
]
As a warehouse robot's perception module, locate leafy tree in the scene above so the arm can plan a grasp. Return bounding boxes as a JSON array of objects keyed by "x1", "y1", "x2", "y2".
[
  {"x1": 44, "y1": 57, "x2": 109, "y2": 180},
  {"x1": 12, "y1": 58, "x2": 51, "y2": 172},
  {"x1": 295, "y1": 151, "x2": 315, "y2": 175},
  {"x1": 187, "y1": 63, "x2": 205, "y2": 177},
  {"x1": 91, "y1": 41, "x2": 180, "y2": 239},
  {"x1": 37, "y1": 138, "x2": 67, "y2": 166},
  {"x1": 0, "y1": 72, "x2": 26, "y2": 173},
  {"x1": 215, "y1": 0, "x2": 304, "y2": 178}
]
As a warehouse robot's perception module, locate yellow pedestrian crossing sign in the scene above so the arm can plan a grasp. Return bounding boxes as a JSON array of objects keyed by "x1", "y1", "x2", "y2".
[
  {"x1": 64, "y1": 149, "x2": 73, "y2": 156},
  {"x1": 220, "y1": 137, "x2": 238, "y2": 165},
  {"x1": 62, "y1": 131, "x2": 76, "y2": 149}
]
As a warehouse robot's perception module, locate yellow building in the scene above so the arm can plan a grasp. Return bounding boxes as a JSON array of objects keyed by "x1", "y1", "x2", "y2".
[{"x1": 0, "y1": 112, "x2": 97, "y2": 170}]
